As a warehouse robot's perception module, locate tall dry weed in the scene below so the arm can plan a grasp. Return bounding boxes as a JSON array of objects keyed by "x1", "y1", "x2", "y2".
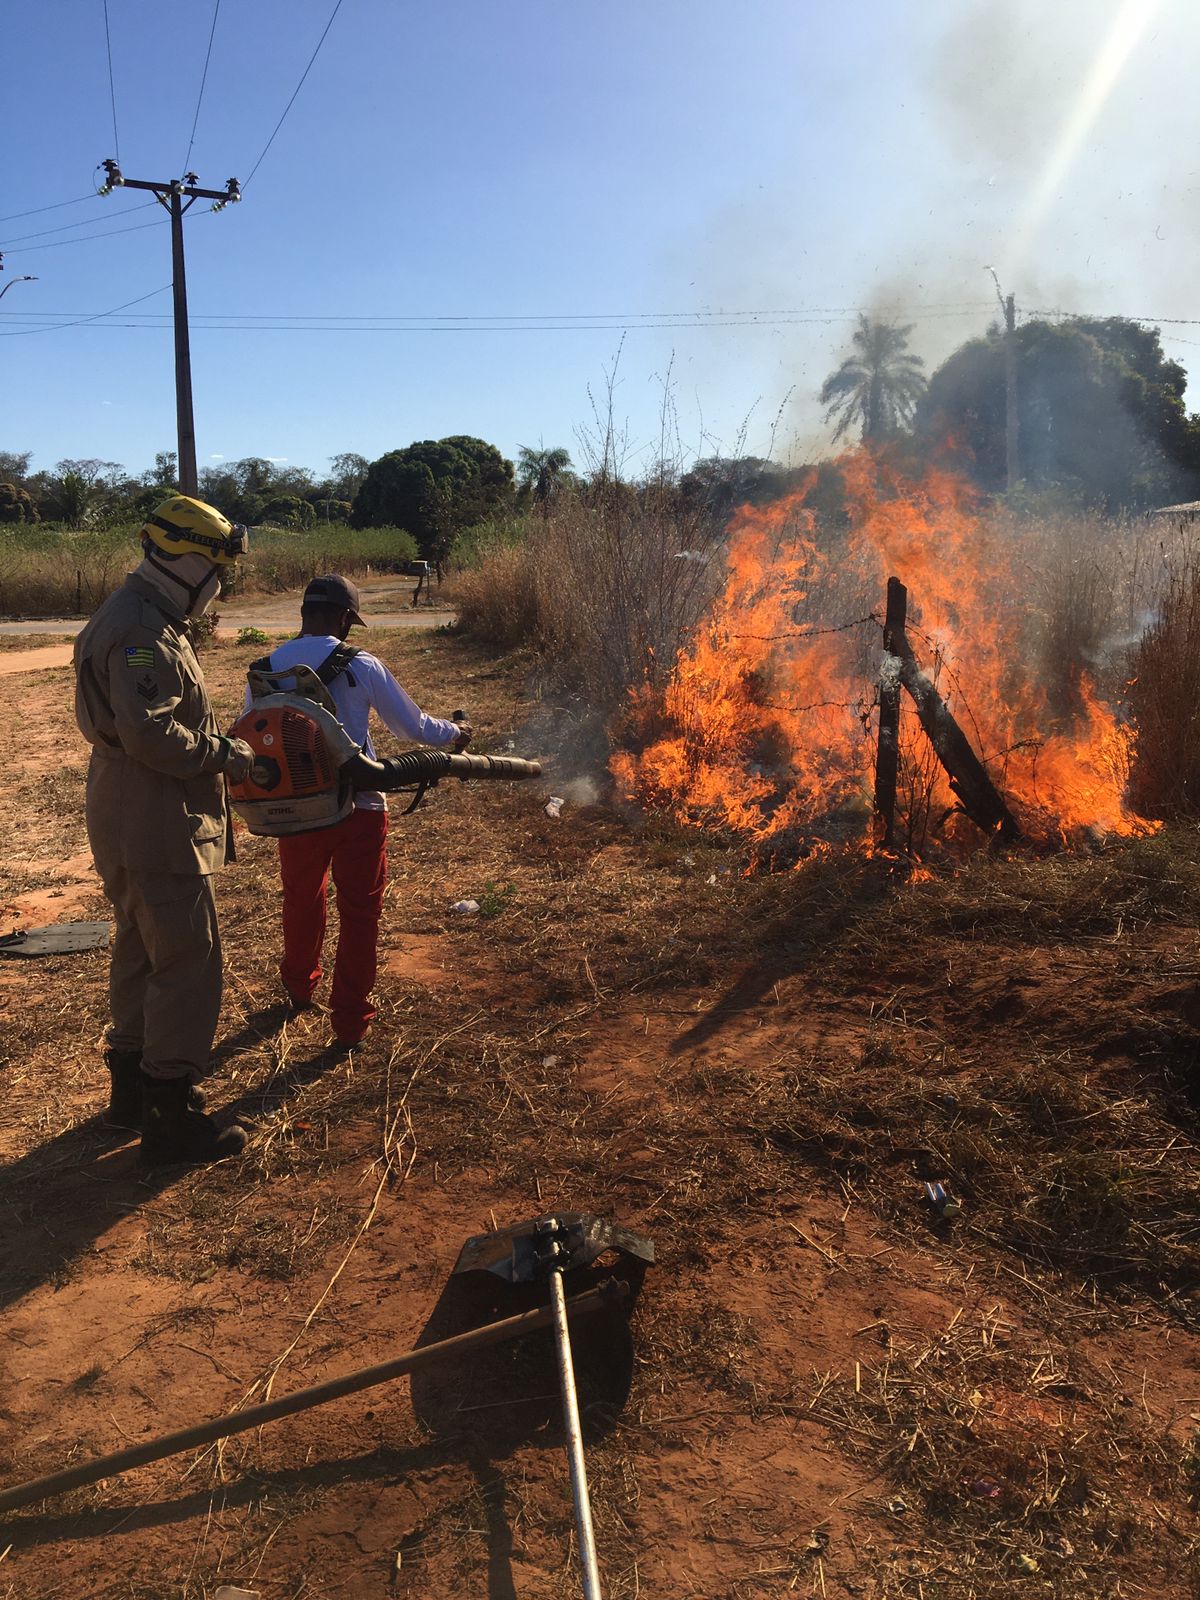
[
  {"x1": 1129, "y1": 538, "x2": 1200, "y2": 817},
  {"x1": 0, "y1": 523, "x2": 418, "y2": 619}
]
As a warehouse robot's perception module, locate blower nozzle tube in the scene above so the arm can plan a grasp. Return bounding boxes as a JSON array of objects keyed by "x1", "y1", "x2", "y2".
[{"x1": 347, "y1": 750, "x2": 542, "y2": 792}]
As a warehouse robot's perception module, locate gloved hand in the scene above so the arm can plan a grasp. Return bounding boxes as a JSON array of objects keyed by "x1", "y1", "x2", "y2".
[
  {"x1": 451, "y1": 719, "x2": 473, "y2": 752},
  {"x1": 221, "y1": 737, "x2": 256, "y2": 783}
]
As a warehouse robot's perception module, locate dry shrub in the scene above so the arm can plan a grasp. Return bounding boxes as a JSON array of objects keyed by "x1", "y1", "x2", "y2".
[
  {"x1": 456, "y1": 481, "x2": 719, "y2": 715},
  {"x1": 0, "y1": 523, "x2": 418, "y2": 619},
  {"x1": 453, "y1": 540, "x2": 539, "y2": 649},
  {"x1": 533, "y1": 479, "x2": 718, "y2": 711},
  {"x1": 1129, "y1": 539, "x2": 1200, "y2": 817},
  {"x1": 238, "y1": 523, "x2": 418, "y2": 592},
  {"x1": 0, "y1": 526, "x2": 132, "y2": 617}
]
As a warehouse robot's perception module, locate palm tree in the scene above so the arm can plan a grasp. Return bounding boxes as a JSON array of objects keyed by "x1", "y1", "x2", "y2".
[
  {"x1": 819, "y1": 316, "x2": 927, "y2": 443},
  {"x1": 516, "y1": 444, "x2": 573, "y2": 507}
]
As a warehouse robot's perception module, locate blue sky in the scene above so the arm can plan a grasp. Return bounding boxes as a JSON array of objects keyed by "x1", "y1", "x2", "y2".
[{"x1": 3, "y1": 0, "x2": 1197, "y2": 482}]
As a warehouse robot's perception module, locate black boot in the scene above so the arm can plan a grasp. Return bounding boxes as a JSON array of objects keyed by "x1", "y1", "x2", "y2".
[
  {"x1": 105, "y1": 1050, "x2": 206, "y2": 1131},
  {"x1": 105, "y1": 1049, "x2": 144, "y2": 1131},
  {"x1": 139, "y1": 1074, "x2": 246, "y2": 1166}
]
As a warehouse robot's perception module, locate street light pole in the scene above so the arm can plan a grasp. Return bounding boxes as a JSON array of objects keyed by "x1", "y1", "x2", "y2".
[
  {"x1": 0, "y1": 265, "x2": 38, "y2": 302},
  {"x1": 98, "y1": 160, "x2": 241, "y2": 497}
]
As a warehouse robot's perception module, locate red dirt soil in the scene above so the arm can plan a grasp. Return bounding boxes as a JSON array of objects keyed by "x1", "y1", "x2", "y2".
[{"x1": 0, "y1": 632, "x2": 1199, "y2": 1598}]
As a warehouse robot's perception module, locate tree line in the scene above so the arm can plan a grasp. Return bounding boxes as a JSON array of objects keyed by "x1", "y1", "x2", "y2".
[
  {"x1": 4, "y1": 311, "x2": 1198, "y2": 552},
  {"x1": 0, "y1": 442, "x2": 574, "y2": 564},
  {"x1": 819, "y1": 310, "x2": 1200, "y2": 510}
]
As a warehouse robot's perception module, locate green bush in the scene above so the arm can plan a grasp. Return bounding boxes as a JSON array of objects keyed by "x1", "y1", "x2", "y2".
[{"x1": 450, "y1": 513, "x2": 530, "y2": 571}]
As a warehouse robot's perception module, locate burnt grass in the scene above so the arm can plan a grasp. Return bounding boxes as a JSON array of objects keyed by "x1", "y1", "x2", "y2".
[{"x1": 2, "y1": 630, "x2": 1200, "y2": 1597}]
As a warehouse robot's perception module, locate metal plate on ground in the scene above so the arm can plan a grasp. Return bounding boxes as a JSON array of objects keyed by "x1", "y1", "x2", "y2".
[
  {"x1": 0, "y1": 922, "x2": 112, "y2": 958},
  {"x1": 453, "y1": 1212, "x2": 655, "y2": 1284}
]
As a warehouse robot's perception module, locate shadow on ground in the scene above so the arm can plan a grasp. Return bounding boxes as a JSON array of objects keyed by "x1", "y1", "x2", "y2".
[{"x1": 670, "y1": 855, "x2": 894, "y2": 1055}]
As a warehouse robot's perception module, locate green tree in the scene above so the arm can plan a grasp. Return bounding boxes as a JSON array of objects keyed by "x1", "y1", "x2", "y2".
[
  {"x1": 678, "y1": 455, "x2": 788, "y2": 535},
  {"x1": 260, "y1": 493, "x2": 315, "y2": 528},
  {"x1": 516, "y1": 444, "x2": 573, "y2": 506},
  {"x1": 352, "y1": 437, "x2": 514, "y2": 563},
  {"x1": 820, "y1": 315, "x2": 927, "y2": 443},
  {"x1": 917, "y1": 316, "x2": 1200, "y2": 508},
  {"x1": 0, "y1": 481, "x2": 38, "y2": 523},
  {"x1": 327, "y1": 452, "x2": 370, "y2": 501},
  {"x1": 141, "y1": 451, "x2": 178, "y2": 490}
]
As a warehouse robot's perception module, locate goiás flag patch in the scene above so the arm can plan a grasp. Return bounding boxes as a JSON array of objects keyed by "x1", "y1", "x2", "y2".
[{"x1": 124, "y1": 646, "x2": 155, "y2": 670}]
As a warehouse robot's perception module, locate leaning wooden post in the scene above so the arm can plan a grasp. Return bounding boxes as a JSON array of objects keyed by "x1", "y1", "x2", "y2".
[
  {"x1": 893, "y1": 628, "x2": 1021, "y2": 844},
  {"x1": 874, "y1": 577, "x2": 906, "y2": 849}
]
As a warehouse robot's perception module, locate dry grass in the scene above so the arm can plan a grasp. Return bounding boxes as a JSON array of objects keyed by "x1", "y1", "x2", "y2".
[
  {"x1": 455, "y1": 481, "x2": 720, "y2": 720},
  {"x1": 3, "y1": 630, "x2": 1200, "y2": 1595},
  {"x1": 0, "y1": 524, "x2": 420, "y2": 619},
  {"x1": 1130, "y1": 540, "x2": 1200, "y2": 817},
  {"x1": 0, "y1": 632, "x2": 74, "y2": 653}
]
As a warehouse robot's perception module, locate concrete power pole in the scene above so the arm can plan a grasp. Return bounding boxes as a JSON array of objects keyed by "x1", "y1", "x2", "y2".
[
  {"x1": 99, "y1": 160, "x2": 241, "y2": 497},
  {"x1": 987, "y1": 268, "x2": 1020, "y2": 493}
]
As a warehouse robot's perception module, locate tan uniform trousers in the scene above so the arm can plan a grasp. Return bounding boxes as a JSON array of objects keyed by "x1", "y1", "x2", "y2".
[{"x1": 99, "y1": 863, "x2": 222, "y2": 1083}]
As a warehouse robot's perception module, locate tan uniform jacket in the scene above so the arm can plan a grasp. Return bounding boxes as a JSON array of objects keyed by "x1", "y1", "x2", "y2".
[{"x1": 74, "y1": 572, "x2": 232, "y2": 876}]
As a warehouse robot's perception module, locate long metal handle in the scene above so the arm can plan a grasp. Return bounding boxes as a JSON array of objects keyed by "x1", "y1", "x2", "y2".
[
  {"x1": 550, "y1": 1268, "x2": 603, "y2": 1600},
  {"x1": 0, "y1": 1282, "x2": 619, "y2": 1515}
]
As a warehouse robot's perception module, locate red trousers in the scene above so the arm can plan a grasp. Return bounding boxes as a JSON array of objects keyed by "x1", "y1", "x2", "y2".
[{"x1": 278, "y1": 807, "x2": 388, "y2": 1043}]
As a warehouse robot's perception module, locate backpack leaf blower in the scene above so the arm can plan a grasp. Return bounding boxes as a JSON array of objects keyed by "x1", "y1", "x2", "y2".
[{"x1": 226, "y1": 663, "x2": 541, "y2": 837}]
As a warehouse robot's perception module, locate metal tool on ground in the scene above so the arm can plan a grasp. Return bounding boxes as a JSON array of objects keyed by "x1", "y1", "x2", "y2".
[
  {"x1": 0, "y1": 1282, "x2": 620, "y2": 1516},
  {"x1": 454, "y1": 1212, "x2": 655, "y2": 1600}
]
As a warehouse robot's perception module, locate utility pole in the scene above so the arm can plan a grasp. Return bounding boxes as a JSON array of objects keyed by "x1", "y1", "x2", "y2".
[
  {"x1": 987, "y1": 267, "x2": 1020, "y2": 493},
  {"x1": 99, "y1": 160, "x2": 240, "y2": 497}
]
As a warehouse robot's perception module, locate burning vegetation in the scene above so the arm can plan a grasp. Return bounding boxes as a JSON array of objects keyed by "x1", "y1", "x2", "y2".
[{"x1": 612, "y1": 451, "x2": 1157, "y2": 861}]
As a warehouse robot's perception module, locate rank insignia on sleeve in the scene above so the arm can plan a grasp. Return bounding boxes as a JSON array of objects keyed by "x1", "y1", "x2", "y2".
[
  {"x1": 125, "y1": 646, "x2": 155, "y2": 669},
  {"x1": 136, "y1": 673, "x2": 158, "y2": 700}
]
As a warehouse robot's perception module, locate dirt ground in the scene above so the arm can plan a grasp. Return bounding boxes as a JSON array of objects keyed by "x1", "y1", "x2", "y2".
[{"x1": 1, "y1": 622, "x2": 1200, "y2": 1598}]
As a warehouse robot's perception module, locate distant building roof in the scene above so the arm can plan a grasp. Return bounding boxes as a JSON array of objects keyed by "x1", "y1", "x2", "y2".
[{"x1": 1150, "y1": 501, "x2": 1200, "y2": 519}]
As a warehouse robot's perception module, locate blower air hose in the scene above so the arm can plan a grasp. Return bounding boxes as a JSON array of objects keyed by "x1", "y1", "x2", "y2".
[{"x1": 348, "y1": 750, "x2": 542, "y2": 793}]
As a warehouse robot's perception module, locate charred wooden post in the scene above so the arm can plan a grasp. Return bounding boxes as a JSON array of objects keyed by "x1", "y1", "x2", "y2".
[
  {"x1": 874, "y1": 576, "x2": 906, "y2": 848},
  {"x1": 889, "y1": 590, "x2": 1021, "y2": 842}
]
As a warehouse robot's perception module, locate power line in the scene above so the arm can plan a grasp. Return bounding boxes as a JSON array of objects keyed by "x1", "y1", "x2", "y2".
[
  {"x1": 0, "y1": 284, "x2": 170, "y2": 339},
  {"x1": 0, "y1": 314, "x2": 979, "y2": 335},
  {"x1": 1028, "y1": 308, "x2": 1200, "y2": 327},
  {"x1": 243, "y1": 0, "x2": 345, "y2": 186},
  {"x1": 0, "y1": 200, "x2": 158, "y2": 248},
  {"x1": 183, "y1": 0, "x2": 222, "y2": 174},
  {"x1": 0, "y1": 194, "x2": 99, "y2": 225},
  {"x1": 0, "y1": 302, "x2": 998, "y2": 324},
  {"x1": 0, "y1": 216, "x2": 168, "y2": 257},
  {"x1": 102, "y1": 0, "x2": 121, "y2": 162}
]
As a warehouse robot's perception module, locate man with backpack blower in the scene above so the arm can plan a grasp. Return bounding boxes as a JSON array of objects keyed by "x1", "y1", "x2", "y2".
[{"x1": 248, "y1": 575, "x2": 469, "y2": 1048}]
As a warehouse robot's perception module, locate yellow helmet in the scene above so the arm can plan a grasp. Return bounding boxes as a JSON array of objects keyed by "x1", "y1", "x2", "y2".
[{"x1": 140, "y1": 495, "x2": 249, "y2": 565}]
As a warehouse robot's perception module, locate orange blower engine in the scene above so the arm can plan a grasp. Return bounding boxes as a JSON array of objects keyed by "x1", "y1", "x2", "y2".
[
  {"x1": 227, "y1": 663, "x2": 363, "y2": 836},
  {"x1": 227, "y1": 663, "x2": 543, "y2": 838}
]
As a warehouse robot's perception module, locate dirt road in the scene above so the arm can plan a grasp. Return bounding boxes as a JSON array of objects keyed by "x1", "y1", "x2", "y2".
[{"x1": 0, "y1": 575, "x2": 455, "y2": 673}]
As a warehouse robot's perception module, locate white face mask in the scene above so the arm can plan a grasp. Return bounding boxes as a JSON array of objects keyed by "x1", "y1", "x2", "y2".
[
  {"x1": 190, "y1": 563, "x2": 223, "y2": 616},
  {"x1": 141, "y1": 549, "x2": 224, "y2": 616}
]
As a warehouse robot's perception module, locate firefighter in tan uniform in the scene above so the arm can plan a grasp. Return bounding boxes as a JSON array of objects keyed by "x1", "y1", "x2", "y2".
[{"x1": 74, "y1": 495, "x2": 255, "y2": 1164}]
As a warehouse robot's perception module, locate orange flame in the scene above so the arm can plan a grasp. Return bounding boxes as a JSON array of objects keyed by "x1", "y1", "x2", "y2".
[{"x1": 612, "y1": 452, "x2": 1155, "y2": 857}]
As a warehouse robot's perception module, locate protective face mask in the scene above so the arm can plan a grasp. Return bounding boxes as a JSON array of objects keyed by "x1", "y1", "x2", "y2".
[
  {"x1": 190, "y1": 563, "x2": 223, "y2": 616},
  {"x1": 141, "y1": 550, "x2": 223, "y2": 616}
]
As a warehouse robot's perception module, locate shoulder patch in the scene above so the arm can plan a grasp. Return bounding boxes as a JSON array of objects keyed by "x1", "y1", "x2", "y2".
[{"x1": 125, "y1": 646, "x2": 156, "y2": 669}]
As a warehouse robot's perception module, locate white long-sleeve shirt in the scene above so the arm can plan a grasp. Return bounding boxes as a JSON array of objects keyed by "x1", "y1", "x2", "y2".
[{"x1": 247, "y1": 634, "x2": 460, "y2": 811}]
